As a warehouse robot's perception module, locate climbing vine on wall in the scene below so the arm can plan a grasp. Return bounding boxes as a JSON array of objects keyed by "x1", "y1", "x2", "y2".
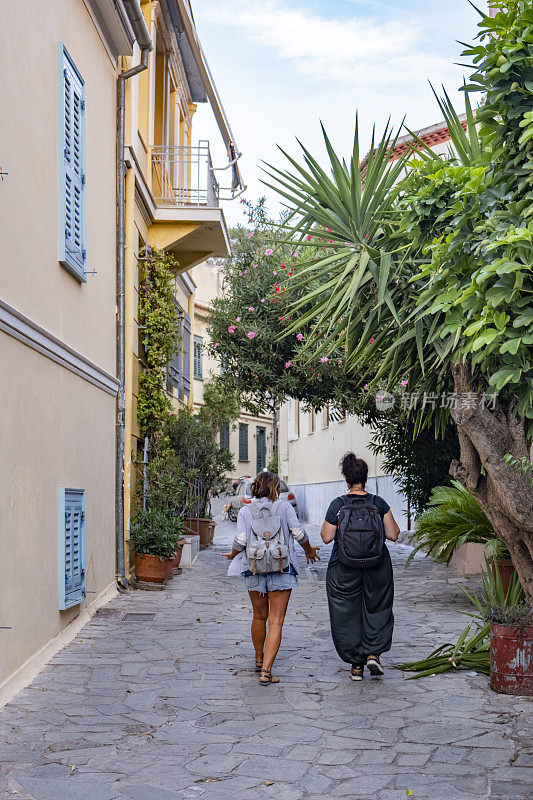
[{"x1": 137, "y1": 248, "x2": 180, "y2": 438}]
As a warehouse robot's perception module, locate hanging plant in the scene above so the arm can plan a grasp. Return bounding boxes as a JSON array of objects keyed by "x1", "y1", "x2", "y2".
[{"x1": 137, "y1": 248, "x2": 180, "y2": 438}]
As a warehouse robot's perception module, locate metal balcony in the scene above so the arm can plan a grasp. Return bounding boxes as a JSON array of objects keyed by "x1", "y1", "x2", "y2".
[{"x1": 151, "y1": 141, "x2": 219, "y2": 207}]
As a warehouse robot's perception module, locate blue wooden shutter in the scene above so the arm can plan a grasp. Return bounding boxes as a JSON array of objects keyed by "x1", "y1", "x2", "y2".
[
  {"x1": 193, "y1": 336, "x2": 203, "y2": 380},
  {"x1": 239, "y1": 423, "x2": 249, "y2": 462},
  {"x1": 57, "y1": 44, "x2": 86, "y2": 281},
  {"x1": 182, "y1": 313, "x2": 191, "y2": 397},
  {"x1": 59, "y1": 488, "x2": 86, "y2": 609},
  {"x1": 220, "y1": 424, "x2": 230, "y2": 450}
]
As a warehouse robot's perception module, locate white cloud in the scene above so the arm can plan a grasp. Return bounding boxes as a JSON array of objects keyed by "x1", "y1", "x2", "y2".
[{"x1": 197, "y1": 0, "x2": 452, "y2": 87}]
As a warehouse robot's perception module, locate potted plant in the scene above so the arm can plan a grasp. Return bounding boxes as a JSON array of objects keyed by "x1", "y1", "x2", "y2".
[
  {"x1": 129, "y1": 507, "x2": 183, "y2": 584},
  {"x1": 480, "y1": 563, "x2": 533, "y2": 696},
  {"x1": 489, "y1": 603, "x2": 532, "y2": 696},
  {"x1": 407, "y1": 481, "x2": 514, "y2": 587},
  {"x1": 165, "y1": 410, "x2": 233, "y2": 549}
]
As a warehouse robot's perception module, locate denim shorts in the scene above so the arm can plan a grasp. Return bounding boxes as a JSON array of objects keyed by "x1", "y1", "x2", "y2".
[{"x1": 244, "y1": 571, "x2": 298, "y2": 593}]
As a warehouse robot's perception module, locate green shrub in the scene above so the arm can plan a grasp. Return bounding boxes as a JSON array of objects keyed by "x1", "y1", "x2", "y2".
[
  {"x1": 129, "y1": 507, "x2": 184, "y2": 560},
  {"x1": 407, "y1": 481, "x2": 508, "y2": 565}
]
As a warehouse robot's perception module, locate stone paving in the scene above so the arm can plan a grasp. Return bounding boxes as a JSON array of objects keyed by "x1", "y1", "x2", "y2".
[{"x1": 1, "y1": 515, "x2": 531, "y2": 800}]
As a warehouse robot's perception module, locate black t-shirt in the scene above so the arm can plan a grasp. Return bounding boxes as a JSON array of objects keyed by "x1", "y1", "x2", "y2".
[
  {"x1": 325, "y1": 493, "x2": 390, "y2": 526},
  {"x1": 325, "y1": 493, "x2": 390, "y2": 569}
]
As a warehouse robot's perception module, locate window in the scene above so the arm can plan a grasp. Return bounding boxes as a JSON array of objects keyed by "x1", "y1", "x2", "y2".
[
  {"x1": 193, "y1": 336, "x2": 203, "y2": 380},
  {"x1": 220, "y1": 424, "x2": 230, "y2": 450},
  {"x1": 58, "y1": 488, "x2": 86, "y2": 610},
  {"x1": 308, "y1": 410, "x2": 315, "y2": 435},
  {"x1": 182, "y1": 313, "x2": 191, "y2": 397},
  {"x1": 167, "y1": 303, "x2": 191, "y2": 399},
  {"x1": 239, "y1": 424, "x2": 249, "y2": 462},
  {"x1": 57, "y1": 44, "x2": 86, "y2": 281},
  {"x1": 322, "y1": 403, "x2": 329, "y2": 429},
  {"x1": 256, "y1": 426, "x2": 266, "y2": 472}
]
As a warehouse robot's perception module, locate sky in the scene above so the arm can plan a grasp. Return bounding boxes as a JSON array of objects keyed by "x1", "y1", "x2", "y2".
[{"x1": 191, "y1": 0, "x2": 486, "y2": 226}]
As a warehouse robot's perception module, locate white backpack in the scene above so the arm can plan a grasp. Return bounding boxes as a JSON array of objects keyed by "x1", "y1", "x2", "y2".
[{"x1": 246, "y1": 500, "x2": 290, "y2": 574}]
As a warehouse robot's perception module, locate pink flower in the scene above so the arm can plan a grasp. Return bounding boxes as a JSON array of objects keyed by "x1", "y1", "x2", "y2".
[
  {"x1": 370, "y1": 337, "x2": 375, "y2": 343},
  {"x1": 320, "y1": 356, "x2": 329, "y2": 363},
  {"x1": 236, "y1": 317, "x2": 241, "y2": 322},
  {"x1": 284, "y1": 361, "x2": 292, "y2": 368},
  {"x1": 260, "y1": 298, "x2": 265, "y2": 303},
  {"x1": 328, "y1": 239, "x2": 333, "y2": 244},
  {"x1": 228, "y1": 326, "x2": 236, "y2": 333},
  {"x1": 288, "y1": 271, "x2": 293, "y2": 276},
  {"x1": 281, "y1": 264, "x2": 286, "y2": 269},
  {"x1": 244, "y1": 270, "x2": 248, "y2": 274},
  {"x1": 310, "y1": 367, "x2": 315, "y2": 371},
  {"x1": 248, "y1": 306, "x2": 254, "y2": 312},
  {"x1": 265, "y1": 248, "x2": 273, "y2": 256},
  {"x1": 253, "y1": 263, "x2": 258, "y2": 268},
  {"x1": 326, "y1": 228, "x2": 331, "y2": 231},
  {"x1": 306, "y1": 234, "x2": 312, "y2": 241},
  {"x1": 214, "y1": 342, "x2": 220, "y2": 348},
  {"x1": 296, "y1": 333, "x2": 304, "y2": 341},
  {"x1": 292, "y1": 251, "x2": 299, "y2": 257},
  {"x1": 247, "y1": 331, "x2": 257, "y2": 339},
  {"x1": 248, "y1": 232, "x2": 254, "y2": 238},
  {"x1": 363, "y1": 384, "x2": 368, "y2": 390},
  {"x1": 401, "y1": 380, "x2": 408, "y2": 387},
  {"x1": 238, "y1": 272, "x2": 243, "y2": 276},
  {"x1": 273, "y1": 271, "x2": 278, "y2": 275}
]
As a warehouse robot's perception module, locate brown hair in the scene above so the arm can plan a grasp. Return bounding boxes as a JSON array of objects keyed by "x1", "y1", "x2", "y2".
[
  {"x1": 250, "y1": 471, "x2": 280, "y2": 501},
  {"x1": 340, "y1": 452, "x2": 368, "y2": 487}
]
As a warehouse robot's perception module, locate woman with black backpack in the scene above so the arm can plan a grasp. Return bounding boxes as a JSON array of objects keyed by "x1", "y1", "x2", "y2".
[{"x1": 321, "y1": 453, "x2": 400, "y2": 681}]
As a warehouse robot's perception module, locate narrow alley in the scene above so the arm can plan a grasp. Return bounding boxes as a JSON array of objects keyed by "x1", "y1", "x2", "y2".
[{"x1": 0, "y1": 516, "x2": 531, "y2": 800}]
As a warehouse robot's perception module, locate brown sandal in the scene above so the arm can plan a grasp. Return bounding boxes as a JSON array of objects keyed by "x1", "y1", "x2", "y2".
[{"x1": 259, "y1": 669, "x2": 280, "y2": 685}]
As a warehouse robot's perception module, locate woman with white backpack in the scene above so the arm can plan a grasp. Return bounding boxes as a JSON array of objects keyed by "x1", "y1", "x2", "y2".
[{"x1": 222, "y1": 471, "x2": 320, "y2": 685}]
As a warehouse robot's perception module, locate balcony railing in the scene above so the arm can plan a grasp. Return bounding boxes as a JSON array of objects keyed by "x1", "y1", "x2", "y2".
[{"x1": 151, "y1": 141, "x2": 219, "y2": 208}]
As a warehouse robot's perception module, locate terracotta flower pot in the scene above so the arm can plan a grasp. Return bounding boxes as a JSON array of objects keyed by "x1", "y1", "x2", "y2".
[
  {"x1": 490, "y1": 623, "x2": 533, "y2": 696},
  {"x1": 135, "y1": 553, "x2": 172, "y2": 584},
  {"x1": 170, "y1": 543, "x2": 184, "y2": 569},
  {"x1": 185, "y1": 517, "x2": 211, "y2": 550},
  {"x1": 491, "y1": 558, "x2": 515, "y2": 595},
  {"x1": 209, "y1": 521, "x2": 216, "y2": 544}
]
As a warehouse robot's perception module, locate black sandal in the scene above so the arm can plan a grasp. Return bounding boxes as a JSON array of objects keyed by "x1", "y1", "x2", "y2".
[
  {"x1": 259, "y1": 669, "x2": 280, "y2": 685},
  {"x1": 255, "y1": 659, "x2": 263, "y2": 673}
]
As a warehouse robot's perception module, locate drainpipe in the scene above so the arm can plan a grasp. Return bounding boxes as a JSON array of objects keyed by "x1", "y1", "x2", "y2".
[{"x1": 116, "y1": 0, "x2": 152, "y2": 587}]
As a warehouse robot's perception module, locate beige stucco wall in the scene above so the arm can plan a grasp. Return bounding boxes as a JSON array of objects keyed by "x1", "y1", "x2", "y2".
[
  {"x1": 0, "y1": 0, "x2": 117, "y2": 374},
  {"x1": 0, "y1": 0, "x2": 118, "y2": 685},
  {"x1": 0, "y1": 336, "x2": 116, "y2": 683},
  {"x1": 279, "y1": 401, "x2": 383, "y2": 485}
]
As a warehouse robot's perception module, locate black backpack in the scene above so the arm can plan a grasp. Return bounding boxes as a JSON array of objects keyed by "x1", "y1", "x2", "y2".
[{"x1": 335, "y1": 494, "x2": 385, "y2": 569}]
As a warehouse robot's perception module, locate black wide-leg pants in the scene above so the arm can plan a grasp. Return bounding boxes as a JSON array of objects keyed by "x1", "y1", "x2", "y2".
[{"x1": 326, "y1": 547, "x2": 394, "y2": 665}]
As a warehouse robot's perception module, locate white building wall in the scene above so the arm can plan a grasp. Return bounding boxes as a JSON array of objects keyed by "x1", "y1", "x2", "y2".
[{"x1": 279, "y1": 402, "x2": 408, "y2": 528}]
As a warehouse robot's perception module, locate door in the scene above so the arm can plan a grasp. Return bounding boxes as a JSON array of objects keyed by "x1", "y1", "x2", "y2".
[{"x1": 256, "y1": 426, "x2": 266, "y2": 472}]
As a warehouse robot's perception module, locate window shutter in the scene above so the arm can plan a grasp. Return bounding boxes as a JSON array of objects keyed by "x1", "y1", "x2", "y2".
[
  {"x1": 182, "y1": 313, "x2": 191, "y2": 396},
  {"x1": 239, "y1": 423, "x2": 249, "y2": 462},
  {"x1": 220, "y1": 424, "x2": 230, "y2": 450},
  {"x1": 59, "y1": 488, "x2": 86, "y2": 610},
  {"x1": 193, "y1": 336, "x2": 203, "y2": 380},
  {"x1": 167, "y1": 301, "x2": 183, "y2": 397},
  {"x1": 58, "y1": 44, "x2": 86, "y2": 281}
]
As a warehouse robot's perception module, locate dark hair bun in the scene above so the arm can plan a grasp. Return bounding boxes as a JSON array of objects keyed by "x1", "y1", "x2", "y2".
[{"x1": 340, "y1": 452, "x2": 368, "y2": 487}]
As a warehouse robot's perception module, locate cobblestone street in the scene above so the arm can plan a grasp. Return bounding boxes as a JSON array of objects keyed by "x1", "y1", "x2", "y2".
[{"x1": 1, "y1": 515, "x2": 531, "y2": 800}]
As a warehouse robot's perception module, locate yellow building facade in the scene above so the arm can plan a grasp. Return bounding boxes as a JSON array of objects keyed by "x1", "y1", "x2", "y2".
[
  {"x1": 122, "y1": 1, "x2": 244, "y2": 574},
  {"x1": 0, "y1": 0, "x2": 135, "y2": 703}
]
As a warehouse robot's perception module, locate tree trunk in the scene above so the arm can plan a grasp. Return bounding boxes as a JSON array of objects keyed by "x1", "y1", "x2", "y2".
[{"x1": 449, "y1": 362, "x2": 533, "y2": 601}]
